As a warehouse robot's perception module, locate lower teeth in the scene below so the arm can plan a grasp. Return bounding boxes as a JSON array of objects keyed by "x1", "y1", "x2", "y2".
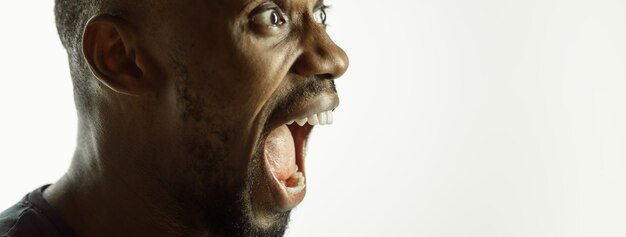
[{"x1": 286, "y1": 171, "x2": 306, "y2": 194}]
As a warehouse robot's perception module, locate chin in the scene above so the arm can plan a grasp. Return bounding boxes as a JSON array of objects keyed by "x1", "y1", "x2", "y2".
[
  {"x1": 231, "y1": 94, "x2": 340, "y2": 237},
  {"x1": 175, "y1": 79, "x2": 339, "y2": 236}
]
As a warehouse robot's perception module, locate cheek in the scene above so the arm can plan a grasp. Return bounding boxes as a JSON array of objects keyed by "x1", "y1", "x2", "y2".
[
  {"x1": 233, "y1": 44, "x2": 296, "y2": 104},
  {"x1": 192, "y1": 52, "x2": 287, "y2": 116}
]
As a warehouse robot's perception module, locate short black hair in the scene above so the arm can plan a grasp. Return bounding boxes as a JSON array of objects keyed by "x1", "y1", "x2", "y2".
[
  {"x1": 55, "y1": 0, "x2": 99, "y2": 52},
  {"x1": 54, "y1": 0, "x2": 105, "y2": 117},
  {"x1": 54, "y1": 0, "x2": 157, "y2": 116}
]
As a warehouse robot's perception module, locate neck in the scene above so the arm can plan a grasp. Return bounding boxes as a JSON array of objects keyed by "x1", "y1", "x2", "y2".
[{"x1": 43, "y1": 128, "x2": 212, "y2": 237}]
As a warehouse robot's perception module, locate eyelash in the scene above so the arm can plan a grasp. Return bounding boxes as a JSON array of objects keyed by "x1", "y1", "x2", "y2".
[
  {"x1": 249, "y1": 2, "x2": 286, "y2": 27},
  {"x1": 249, "y1": 2, "x2": 330, "y2": 32},
  {"x1": 314, "y1": 5, "x2": 330, "y2": 26}
]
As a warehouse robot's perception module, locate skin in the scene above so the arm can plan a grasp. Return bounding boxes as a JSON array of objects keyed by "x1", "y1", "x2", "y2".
[{"x1": 43, "y1": 0, "x2": 348, "y2": 236}]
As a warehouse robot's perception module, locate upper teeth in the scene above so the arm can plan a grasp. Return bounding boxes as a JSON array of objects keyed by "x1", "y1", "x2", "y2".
[{"x1": 288, "y1": 110, "x2": 334, "y2": 126}]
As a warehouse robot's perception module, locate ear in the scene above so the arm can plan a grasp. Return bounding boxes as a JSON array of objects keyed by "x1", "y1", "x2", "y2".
[{"x1": 82, "y1": 14, "x2": 157, "y2": 96}]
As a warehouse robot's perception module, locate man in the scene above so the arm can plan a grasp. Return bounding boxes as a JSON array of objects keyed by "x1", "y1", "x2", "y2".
[{"x1": 0, "y1": 0, "x2": 348, "y2": 236}]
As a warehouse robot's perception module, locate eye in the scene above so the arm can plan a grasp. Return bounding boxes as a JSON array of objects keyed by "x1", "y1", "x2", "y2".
[
  {"x1": 251, "y1": 7, "x2": 287, "y2": 27},
  {"x1": 313, "y1": 6, "x2": 327, "y2": 25}
]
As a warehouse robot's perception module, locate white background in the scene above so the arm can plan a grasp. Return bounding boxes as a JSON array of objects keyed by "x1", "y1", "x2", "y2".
[{"x1": 1, "y1": 1, "x2": 625, "y2": 236}]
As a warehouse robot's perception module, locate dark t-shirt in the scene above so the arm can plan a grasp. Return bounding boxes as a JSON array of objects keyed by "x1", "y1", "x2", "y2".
[{"x1": 0, "y1": 185, "x2": 77, "y2": 237}]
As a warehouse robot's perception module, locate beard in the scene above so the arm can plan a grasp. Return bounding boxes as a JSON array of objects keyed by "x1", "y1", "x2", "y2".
[
  {"x1": 169, "y1": 124, "x2": 291, "y2": 237},
  {"x1": 167, "y1": 51, "x2": 336, "y2": 236},
  {"x1": 167, "y1": 57, "x2": 290, "y2": 237}
]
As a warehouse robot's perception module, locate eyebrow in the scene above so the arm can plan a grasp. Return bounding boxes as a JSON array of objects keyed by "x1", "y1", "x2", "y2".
[
  {"x1": 241, "y1": 0, "x2": 326, "y2": 14},
  {"x1": 314, "y1": 0, "x2": 326, "y2": 9},
  {"x1": 240, "y1": 0, "x2": 264, "y2": 14}
]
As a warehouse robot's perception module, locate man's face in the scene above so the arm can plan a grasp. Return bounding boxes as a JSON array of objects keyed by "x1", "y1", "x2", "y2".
[{"x1": 139, "y1": 0, "x2": 348, "y2": 235}]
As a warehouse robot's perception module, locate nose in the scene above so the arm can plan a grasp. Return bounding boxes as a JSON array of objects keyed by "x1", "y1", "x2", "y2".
[{"x1": 291, "y1": 23, "x2": 349, "y2": 80}]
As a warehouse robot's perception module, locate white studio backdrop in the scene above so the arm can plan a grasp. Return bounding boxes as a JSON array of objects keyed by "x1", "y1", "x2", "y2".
[{"x1": 1, "y1": 1, "x2": 625, "y2": 236}]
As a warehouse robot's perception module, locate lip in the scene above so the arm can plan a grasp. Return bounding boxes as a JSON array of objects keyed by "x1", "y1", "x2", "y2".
[
  {"x1": 261, "y1": 93, "x2": 339, "y2": 211},
  {"x1": 268, "y1": 92, "x2": 340, "y2": 131}
]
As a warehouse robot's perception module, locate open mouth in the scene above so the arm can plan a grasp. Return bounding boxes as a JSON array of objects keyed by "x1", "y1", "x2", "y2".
[{"x1": 261, "y1": 96, "x2": 338, "y2": 211}]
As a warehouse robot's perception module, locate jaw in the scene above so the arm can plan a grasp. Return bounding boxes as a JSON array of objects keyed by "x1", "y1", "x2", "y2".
[
  {"x1": 245, "y1": 93, "x2": 338, "y2": 228},
  {"x1": 243, "y1": 123, "x2": 311, "y2": 232}
]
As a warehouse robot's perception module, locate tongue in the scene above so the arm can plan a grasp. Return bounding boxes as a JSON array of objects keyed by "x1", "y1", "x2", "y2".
[{"x1": 265, "y1": 125, "x2": 297, "y2": 181}]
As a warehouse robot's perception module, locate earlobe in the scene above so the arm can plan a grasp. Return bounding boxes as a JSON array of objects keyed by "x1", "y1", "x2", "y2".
[{"x1": 82, "y1": 14, "x2": 155, "y2": 96}]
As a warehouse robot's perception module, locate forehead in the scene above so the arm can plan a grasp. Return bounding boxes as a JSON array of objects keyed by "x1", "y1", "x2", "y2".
[
  {"x1": 223, "y1": 0, "x2": 325, "y2": 10},
  {"x1": 156, "y1": 0, "x2": 322, "y2": 15},
  {"x1": 151, "y1": 0, "x2": 325, "y2": 24}
]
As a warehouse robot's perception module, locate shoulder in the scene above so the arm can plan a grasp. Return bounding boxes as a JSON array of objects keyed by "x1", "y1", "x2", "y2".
[
  {"x1": 0, "y1": 186, "x2": 74, "y2": 237},
  {"x1": 0, "y1": 197, "x2": 29, "y2": 236},
  {"x1": 0, "y1": 197, "x2": 45, "y2": 237}
]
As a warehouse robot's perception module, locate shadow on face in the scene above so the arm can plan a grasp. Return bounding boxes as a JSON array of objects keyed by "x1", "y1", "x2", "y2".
[{"x1": 77, "y1": 0, "x2": 349, "y2": 235}]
